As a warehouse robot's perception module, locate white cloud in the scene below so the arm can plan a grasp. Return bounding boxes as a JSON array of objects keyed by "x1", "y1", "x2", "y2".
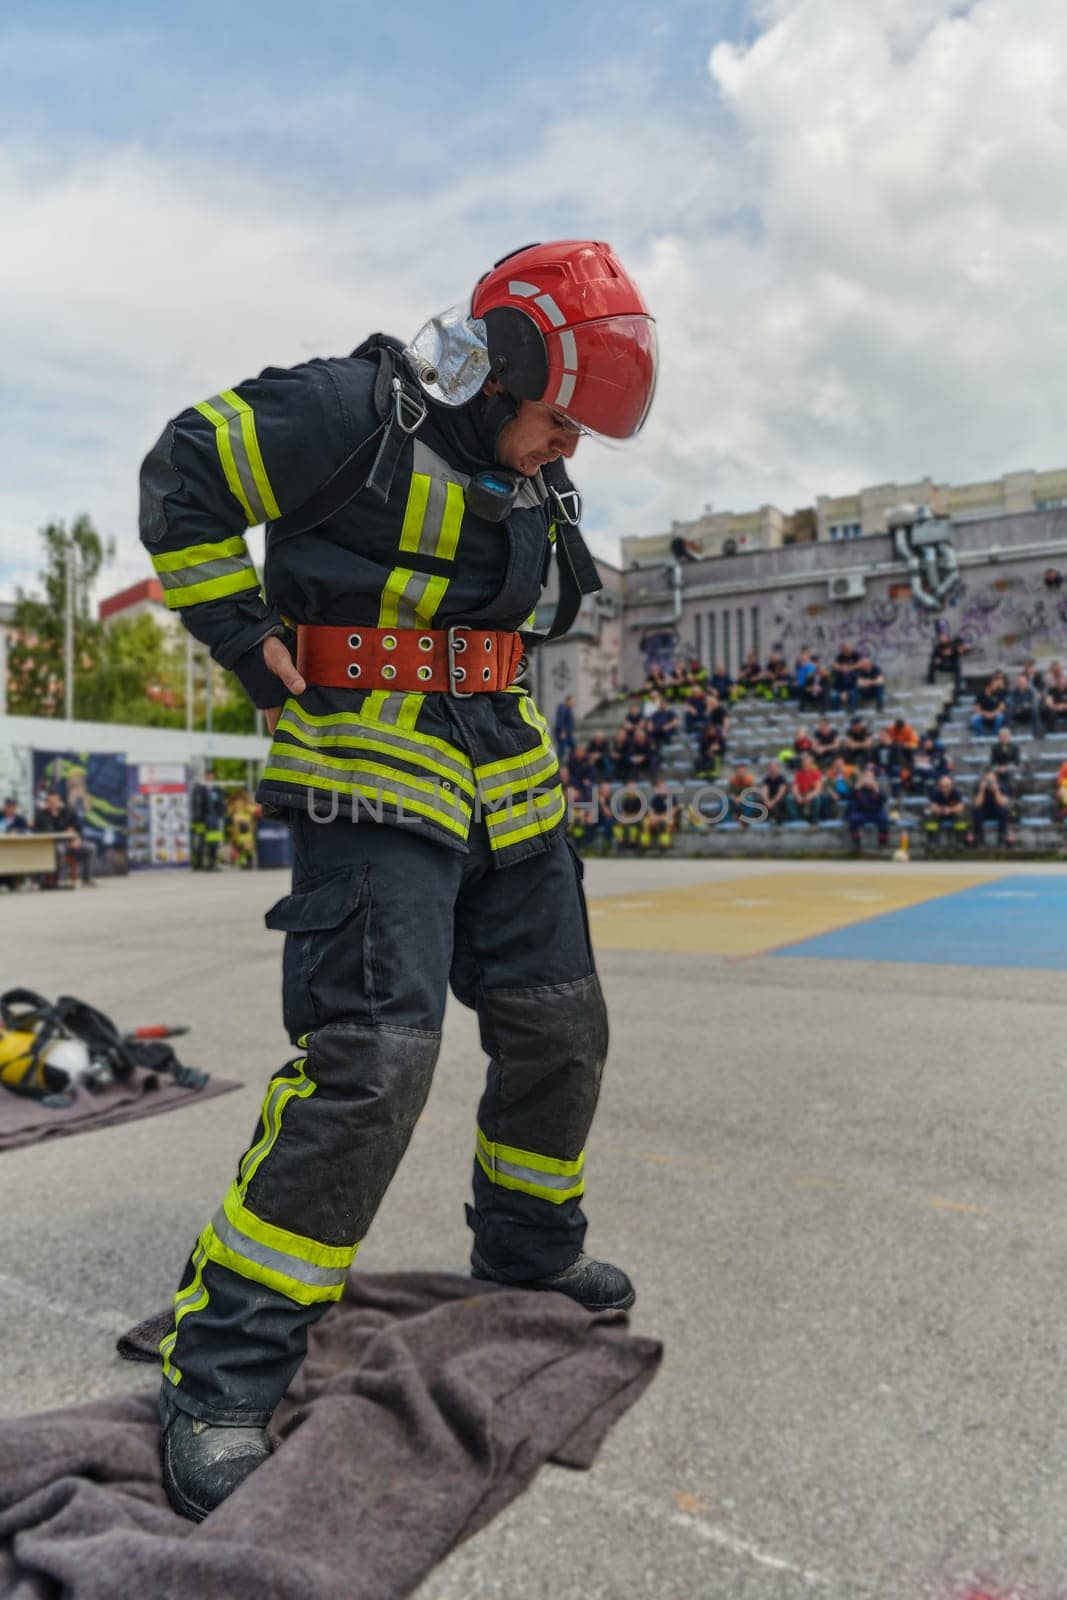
[{"x1": 2, "y1": 0, "x2": 1067, "y2": 604}]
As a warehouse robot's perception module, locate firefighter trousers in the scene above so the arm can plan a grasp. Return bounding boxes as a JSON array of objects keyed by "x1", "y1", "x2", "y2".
[{"x1": 160, "y1": 810, "x2": 609, "y2": 1425}]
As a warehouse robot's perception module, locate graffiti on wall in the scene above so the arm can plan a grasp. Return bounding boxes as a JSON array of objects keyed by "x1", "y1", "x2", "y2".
[{"x1": 769, "y1": 567, "x2": 1067, "y2": 668}]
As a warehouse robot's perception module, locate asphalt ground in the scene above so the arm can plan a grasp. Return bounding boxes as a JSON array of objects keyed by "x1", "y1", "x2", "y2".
[{"x1": 0, "y1": 856, "x2": 1064, "y2": 1600}]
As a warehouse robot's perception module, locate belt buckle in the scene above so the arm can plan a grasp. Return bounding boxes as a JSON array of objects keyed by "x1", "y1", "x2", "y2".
[{"x1": 447, "y1": 625, "x2": 472, "y2": 697}]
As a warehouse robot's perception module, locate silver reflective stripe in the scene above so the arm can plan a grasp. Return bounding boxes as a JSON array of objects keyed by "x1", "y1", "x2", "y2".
[
  {"x1": 157, "y1": 553, "x2": 254, "y2": 592},
  {"x1": 535, "y1": 292, "x2": 565, "y2": 328},
  {"x1": 210, "y1": 1207, "x2": 349, "y2": 1290},
  {"x1": 485, "y1": 789, "x2": 565, "y2": 848},
  {"x1": 206, "y1": 393, "x2": 272, "y2": 524},
  {"x1": 395, "y1": 569, "x2": 439, "y2": 628},
  {"x1": 515, "y1": 470, "x2": 548, "y2": 509},
  {"x1": 372, "y1": 693, "x2": 407, "y2": 727},
  {"x1": 555, "y1": 373, "x2": 577, "y2": 408},
  {"x1": 413, "y1": 440, "x2": 468, "y2": 488},
  {"x1": 277, "y1": 706, "x2": 474, "y2": 789},
  {"x1": 266, "y1": 751, "x2": 472, "y2": 824},
  {"x1": 480, "y1": 746, "x2": 559, "y2": 802},
  {"x1": 558, "y1": 329, "x2": 578, "y2": 370},
  {"x1": 489, "y1": 1152, "x2": 582, "y2": 1191}
]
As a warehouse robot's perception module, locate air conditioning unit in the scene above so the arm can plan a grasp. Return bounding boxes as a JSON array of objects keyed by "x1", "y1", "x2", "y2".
[
  {"x1": 721, "y1": 537, "x2": 738, "y2": 556},
  {"x1": 828, "y1": 572, "x2": 867, "y2": 601}
]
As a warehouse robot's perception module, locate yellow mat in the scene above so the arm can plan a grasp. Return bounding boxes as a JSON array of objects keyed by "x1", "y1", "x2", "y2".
[{"x1": 586, "y1": 870, "x2": 993, "y2": 958}]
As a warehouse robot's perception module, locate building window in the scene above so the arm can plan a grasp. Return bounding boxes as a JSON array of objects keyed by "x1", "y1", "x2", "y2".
[
  {"x1": 1036, "y1": 498, "x2": 1067, "y2": 511},
  {"x1": 722, "y1": 610, "x2": 731, "y2": 675},
  {"x1": 694, "y1": 612, "x2": 702, "y2": 665},
  {"x1": 736, "y1": 606, "x2": 744, "y2": 665},
  {"x1": 828, "y1": 521, "x2": 862, "y2": 541},
  {"x1": 750, "y1": 605, "x2": 760, "y2": 662},
  {"x1": 708, "y1": 612, "x2": 716, "y2": 670}
]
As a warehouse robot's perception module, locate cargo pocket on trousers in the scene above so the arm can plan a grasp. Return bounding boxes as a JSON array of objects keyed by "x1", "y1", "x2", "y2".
[
  {"x1": 265, "y1": 864, "x2": 374, "y2": 1040},
  {"x1": 564, "y1": 837, "x2": 597, "y2": 973}
]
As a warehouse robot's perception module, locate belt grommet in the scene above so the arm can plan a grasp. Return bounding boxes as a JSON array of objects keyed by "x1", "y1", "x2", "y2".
[
  {"x1": 482, "y1": 667, "x2": 492, "y2": 682},
  {"x1": 348, "y1": 633, "x2": 362, "y2": 650},
  {"x1": 382, "y1": 664, "x2": 397, "y2": 680},
  {"x1": 484, "y1": 637, "x2": 493, "y2": 652},
  {"x1": 418, "y1": 635, "x2": 433, "y2": 651},
  {"x1": 417, "y1": 664, "x2": 433, "y2": 682},
  {"x1": 382, "y1": 634, "x2": 397, "y2": 650},
  {"x1": 453, "y1": 666, "x2": 467, "y2": 683},
  {"x1": 347, "y1": 663, "x2": 361, "y2": 679}
]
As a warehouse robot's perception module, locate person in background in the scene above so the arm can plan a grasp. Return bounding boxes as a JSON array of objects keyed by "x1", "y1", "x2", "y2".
[
  {"x1": 969, "y1": 768, "x2": 1016, "y2": 848},
  {"x1": 842, "y1": 715, "x2": 873, "y2": 768},
  {"x1": 34, "y1": 789, "x2": 96, "y2": 886},
  {"x1": 811, "y1": 715, "x2": 840, "y2": 766},
  {"x1": 766, "y1": 652, "x2": 791, "y2": 700},
  {"x1": 787, "y1": 751, "x2": 830, "y2": 824},
  {"x1": 792, "y1": 647, "x2": 816, "y2": 702},
  {"x1": 759, "y1": 759, "x2": 789, "y2": 825},
  {"x1": 910, "y1": 733, "x2": 947, "y2": 795},
  {"x1": 1055, "y1": 759, "x2": 1067, "y2": 823},
  {"x1": 734, "y1": 652, "x2": 762, "y2": 698},
  {"x1": 847, "y1": 767, "x2": 890, "y2": 853},
  {"x1": 709, "y1": 662, "x2": 733, "y2": 701},
  {"x1": 684, "y1": 683, "x2": 710, "y2": 734},
  {"x1": 646, "y1": 781, "x2": 680, "y2": 849},
  {"x1": 793, "y1": 724, "x2": 816, "y2": 764},
  {"x1": 623, "y1": 698, "x2": 644, "y2": 733},
  {"x1": 970, "y1": 676, "x2": 1006, "y2": 737},
  {"x1": 989, "y1": 727, "x2": 1024, "y2": 798},
  {"x1": 227, "y1": 789, "x2": 259, "y2": 870},
  {"x1": 1042, "y1": 661, "x2": 1067, "y2": 733},
  {"x1": 854, "y1": 656, "x2": 886, "y2": 713},
  {"x1": 568, "y1": 743, "x2": 593, "y2": 792},
  {"x1": 627, "y1": 727, "x2": 658, "y2": 782},
  {"x1": 612, "y1": 780, "x2": 645, "y2": 851},
  {"x1": 824, "y1": 755, "x2": 857, "y2": 811},
  {"x1": 0, "y1": 796, "x2": 28, "y2": 834},
  {"x1": 831, "y1": 643, "x2": 862, "y2": 712},
  {"x1": 926, "y1": 622, "x2": 970, "y2": 690},
  {"x1": 1006, "y1": 672, "x2": 1043, "y2": 741},
  {"x1": 924, "y1": 773, "x2": 968, "y2": 851},
  {"x1": 695, "y1": 720, "x2": 725, "y2": 781},
  {"x1": 553, "y1": 694, "x2": 576, "y2": 762},
  {"x1": 649, "y1": 698, "x2": 680, "y2": 751},
  {"x1": 585, "y1": 732, "x2": 612, "y2": 782},
  {"x1": 727, "y1": 762, "x2": 759, "y2": 825}
]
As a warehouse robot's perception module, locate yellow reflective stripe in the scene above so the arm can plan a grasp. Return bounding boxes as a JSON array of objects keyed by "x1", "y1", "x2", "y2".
[
  {"x1": 436, "y1": 481, "x2": 464, "y2": 561},
  {"x1": 151, "y1": 535, "x2": 248, "y2": 573},
  {"x1": 194, "y1": 398, "x2": 256, "y2": 523},
  {"x1": 221, "y1": 389, "x2": 282, "y2": 521},
  {"x1": 475, "y1": 1128, "x2": 585, "y2": 1204},
  {"x1": 262, "y1": 765, "x2": 470, "y2": 839},
  {"x1": 477, "y1": 1126, "x2": 583, "y2": 1178},
  {"x1": 201, "y1": 1221, "x2": 347, "y2": 1307},
  {"x1": 222, "y1": 1183, "x2": 354, "y2": 1271},
  {"x1": 377, "y1": 568, "x2": 450, "y2": 627},
  {"x1": 398, "y1": 473, "x2": 432, "y2": 553},
  {"x1": 478, "y1": 747, "x2": 559, "y2": 802},
  {"x1": 160, "y1": 1242, "x2": 209, "y2": 1383},
  {"x1": 417, "y1": 574, "x2": 450, "y2": 622},
  {"x1": 162, "y1": 567, "x2": 260, "y2": 609},
  {"x1": 275, "y1": 714, "x2": 476, "y2": 796},
  {"x1": 485, "y1": 788, "x2": 566, "y2": 850},
  {"x1": 484, "y1": 783, "x2": 562, "y2": 832},
  {"x1": 277, "y1": 700, "x2": 473, "y2": 774},
  {"x1": 396, "y1": 692, "x2": 424, "y2": 730},
  {"x1": 238, "y1": 1061, "x2": 315, "y2": 1192},
  {"x1": 474, "y1": 735, "x2": 555, "y2": 782},
  {"x1": 267, "y1": 749, "x2": 471, "y2": 818},
  {"x1": 517, "y1": 694, "x2": 551, "y2": 738}
]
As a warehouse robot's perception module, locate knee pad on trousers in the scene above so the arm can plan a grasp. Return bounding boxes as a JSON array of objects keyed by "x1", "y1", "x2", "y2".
[{"x1": 478, "y1": 973, "x2": 608, "y2": 1135}]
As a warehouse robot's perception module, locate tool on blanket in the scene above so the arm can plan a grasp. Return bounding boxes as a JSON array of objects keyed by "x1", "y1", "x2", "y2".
[{"x1": 0, "y1": 989, "x2": 208, "y2": 1106}]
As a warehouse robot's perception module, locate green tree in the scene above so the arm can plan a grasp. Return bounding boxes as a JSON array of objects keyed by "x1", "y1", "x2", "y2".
[
  {"x1": 7, "y1": 515, "x2": 114, "y2": 718},
  {"x1": 79, "y1": 612, "x2": 186, "y2": 727}
]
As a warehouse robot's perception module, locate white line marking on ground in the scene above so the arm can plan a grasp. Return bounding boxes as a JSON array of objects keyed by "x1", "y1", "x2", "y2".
[
  {"x1": 0, "y1": 1270, "x2": 136, "y2": 1337},
  {"x1": 541, "y1": 1475, "x2": 832, "y2": 1587},
  {"x1": 591, "y1": 899, "x2": 656, "y2": 911},
  {"x1": 732, "y1": 897, "x2": 773, "y2": 907}
]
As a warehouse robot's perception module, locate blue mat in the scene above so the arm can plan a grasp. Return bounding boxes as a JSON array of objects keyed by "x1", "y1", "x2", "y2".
[{"x1": 774, "y1": 874, "x2": 1067, "y2": 970}]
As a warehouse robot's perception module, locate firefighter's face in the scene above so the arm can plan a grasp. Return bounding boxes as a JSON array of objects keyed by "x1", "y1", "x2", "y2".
[{"x1": 495, "y1": 399, "x2": 581, "y2": 476}]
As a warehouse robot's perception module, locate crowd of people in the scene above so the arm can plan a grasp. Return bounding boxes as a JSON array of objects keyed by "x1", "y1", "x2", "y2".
[
  {"x1": 556, "y1": 643, "x2": 1067, "y2": 856},
  {"x1": 0, "y1": 789, "x2": 97, "y2": 889}
]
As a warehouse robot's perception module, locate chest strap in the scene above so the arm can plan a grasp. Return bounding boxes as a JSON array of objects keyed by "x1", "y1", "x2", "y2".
[{"x1": 296, "y1": 624, "x2": 524, "y2": 697}]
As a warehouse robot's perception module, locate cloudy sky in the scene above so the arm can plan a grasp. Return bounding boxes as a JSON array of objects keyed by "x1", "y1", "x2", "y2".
[{"x1": 1, "y1": 0, "x2": 1064, "y2": 601}]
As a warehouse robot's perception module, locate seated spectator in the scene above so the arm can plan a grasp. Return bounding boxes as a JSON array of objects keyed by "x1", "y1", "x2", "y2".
[
  {"x1": 766, "y1": 652, "x2": 791, "y2": 700},
  {"x1": 705, "y1": 689, "x2": 730, "y2": 738},
  {"x1": 586, "y1": 732, "x2": 612, "y2": 781},
  {"x1": 1056, "y1": 759, "x2": 1067, "y2": 822},
  {"x1": 568, "y1": 743, "x2": 593, "y2": 790},
  {"x1": 923, "y1": 774, "x2": 968, "y2": 850},
  {"x1": 0, "y1": 796, "x2": 29, "y2": 835},
  {"x1": 793, "y1": 725, "x2": 816, "y2": 765},
  {"x1": 787, "y1": 751, "x2": 831, "y2": 824},
  {"x1": 1043, "y1": 660, "x2": 1067, "y2": 732},
  {"x1": 847, "y1": 768, "x2": 890, "y2": 853},
  {"x1": 627, "y1": 727, "x2": 658, "y2": 781},
  {"x1": 831, "y1": 643, "x2": 862, "y2": 711},
  {"x1": 695, "y1": 721, "x2": 725, "y2": 780},
  {"x1": 641, "y1": 686, "x2": 663, "y2": 720},
  {"x1": 649, "y1": 700, "x2": 680, "y2": 748},
  {"x1": 553, "y1": 694, "x2": 576, "y2": 761},
  {"x1": 610, "y1": 726, "x2": 633, "y2": 780},
  {"x1": 709, "y1": 662, "x2": 733, "y2": 701},
  {"x1": 760, "y1": 759, "x2": 790, "y2": 825},
  {"x1": 612, "y1": 780, "x2": 645, "y2": 851},
  {"x1": 823, "y1": 756, "x2": 856, "y2": 810},
  {"x1": 811, "y1": 716, "x2": 840, "y2": 766},
  {"x1": 854, "y1": 656, "x2": 886, "y2": 712},
  {"x1": 734, "y1": 652, "x2": 763, "y2": 698},
  {"x1": 727, "y1": 763, "x2": 759, "y2": 825},
  {"x1": 642, "y1": 663, "x2": 667, "y2": 698},
  {"x1": 34, "y1": 789, "x2": 96, "y2": 886},
  {"x1": 624, "y1": 698, "x2": 644, "y2": 732},
  {"x1": 989, "y1": 727, "x2": 1024, "y2": 795},
  {"x1": 647, "y1": 781, "x2": 681, "y2": 848},
  {"x1": 885, "y1": 716, "x2": 920, "y2": 753},
  {"x1": 971, "y1": 677, "x2": 1006, "y2": 737},
  {"x1": 1006, "y1": 672, "x2": 1043, "y2": 740},
  {"x1": 1023, "y1": 657, "x2": 1046, "y2": 697},
  {"x1": 926, "y1": 622, "x2": 971, "y2": 689},
  {"x1": 842, "y1": 715, "x2": 873, "y2": 767},
  {"x1": 684, "y1": 684, "x2": 710, "y2": 733},
  {"x1": 792, "y1": 647, "x2": 817, "y2": 702},
  {"x1": 910, "y1": 733, "x2": 948, "y2": 795},
  {"x1": 805, "y1": 657, "x2": 832, "y2": 713},
  {"x1": 969, "y1": 768, "x2": 1016, "y2": 847}
]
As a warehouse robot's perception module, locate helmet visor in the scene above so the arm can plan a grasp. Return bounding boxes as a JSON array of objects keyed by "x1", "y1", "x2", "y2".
[{"x1": 543, "y1": 314, "x2": 657, "y2": 441}]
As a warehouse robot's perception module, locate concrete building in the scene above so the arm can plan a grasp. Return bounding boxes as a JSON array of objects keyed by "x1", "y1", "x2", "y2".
[
  {"x1": 622, "y1": 464, "x2": 1067, "y2": 564},
  {"x1": 98, "y1": 576, "x2": 182, "y2": 636}
]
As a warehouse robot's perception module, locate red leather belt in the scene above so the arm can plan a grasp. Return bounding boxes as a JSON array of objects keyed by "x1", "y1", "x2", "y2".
[{"x1": 295, "y1": 624, "x2": 525, "y2": 696}]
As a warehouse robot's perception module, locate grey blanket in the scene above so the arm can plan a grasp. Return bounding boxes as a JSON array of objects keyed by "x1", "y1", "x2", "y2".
[
  {"x1": 0, "y1": 1271, "x2": 662, "y2": 1599},
  {"x1": 0, "y1": 1068, "x2": 240, "y2": 1154}
]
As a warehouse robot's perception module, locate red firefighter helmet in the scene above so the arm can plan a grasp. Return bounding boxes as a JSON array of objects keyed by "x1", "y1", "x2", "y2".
[{"x1": 470, "y1": 240, "x2": 657, "y2": 441}]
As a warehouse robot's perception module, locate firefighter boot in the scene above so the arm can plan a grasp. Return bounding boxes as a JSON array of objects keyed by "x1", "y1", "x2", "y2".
[
  {"x1": 159, "y1": 1387, "x2": 273, "y2": 1522},
  {"x1": 471, "y1": 1245, "x2": 635, "y2": 1312}
]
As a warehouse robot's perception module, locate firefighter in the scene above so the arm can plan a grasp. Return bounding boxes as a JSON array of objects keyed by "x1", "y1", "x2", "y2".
[
  {"x1": 226, "y1": 787, "x2": 258, "y2": 870},
  {"x1": 191, "y1": 770, "x2": 226, "y2": 870},
  {"x1": 139, "y1": 241, "x2": 657, "y2": 1521}
]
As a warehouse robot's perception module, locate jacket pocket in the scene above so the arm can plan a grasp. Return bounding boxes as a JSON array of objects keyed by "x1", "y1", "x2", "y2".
[{"x1": 265, "y1": 864, "x2": 373, "y2": 1039}]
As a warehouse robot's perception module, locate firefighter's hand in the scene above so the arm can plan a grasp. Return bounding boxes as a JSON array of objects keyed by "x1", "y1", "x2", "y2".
[{"x1": 262, "y1": 635, "x2": 306, "y2": 734}]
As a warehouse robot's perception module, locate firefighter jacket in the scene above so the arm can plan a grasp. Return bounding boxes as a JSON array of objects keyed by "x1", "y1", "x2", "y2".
[{"x1": 139, "y1": 347, "x2": 566, "y2": 867}]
